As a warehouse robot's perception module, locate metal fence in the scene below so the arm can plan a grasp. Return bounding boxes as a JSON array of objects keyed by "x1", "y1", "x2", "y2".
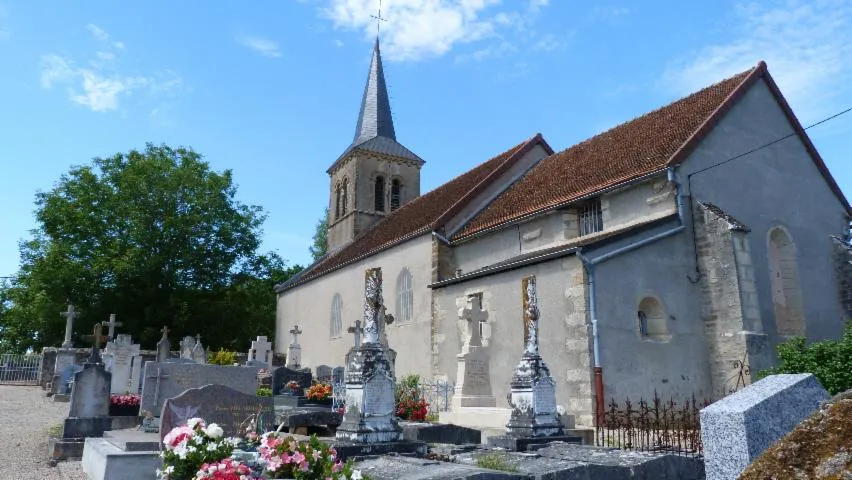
[
  {"x1": 330, "y1": 378, "x2": 455, "y2": 414},
  {"x1": 0, "y1": 354, "x2": 43, "y2": 386},
  {"x1": 595, "y1": 392, "x2": 710, "y2": 458}
]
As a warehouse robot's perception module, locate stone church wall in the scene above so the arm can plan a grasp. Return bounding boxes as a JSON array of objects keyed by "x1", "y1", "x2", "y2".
[
  {"x1": 275, "y1": 234, "x2": 434, "y2": 379},
  {"x1": 430, "y1": 255, "x2": 595, "y2": 426},
  {"x1": 680, "y1": 77, "x2": 848, "y2": 348}
]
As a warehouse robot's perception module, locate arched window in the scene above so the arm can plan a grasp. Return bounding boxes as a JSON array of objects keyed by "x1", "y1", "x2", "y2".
[
  {"x1": 396, "y1": 268, "x2": 413, "y2": 323},
  {"x1": 390, "y1": 179, "x2": 401, "y2": 211},
  {"x1": 637, "y1": 297, "x2": 668, "y2": 340},
  {"x1": 767, "y1": 227, "x2": 805, "y2": 337},
  {"x1": 374, "y1": 176, "x2": 385, "y2": 212},
  {"x1": 341, "y1": 178, "x2": 349, "y2": 215},
  {"x1": 334, "y1": 183, "x2": 341, "y2": 220},
  {"x1": 330, "y1": 294, "x2": 343, "y2": 338}
]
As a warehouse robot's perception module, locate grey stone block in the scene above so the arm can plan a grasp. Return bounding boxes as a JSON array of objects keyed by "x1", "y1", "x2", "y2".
[
  {"x1": 82, "y1": 437, "x2": 161, "y2": 480},
  {"x1": 700, "y1": 373, "x2": 829, "y2": 480},
  {"x1": 400, "y1": 421, "x2": 483, "y2": 445}
]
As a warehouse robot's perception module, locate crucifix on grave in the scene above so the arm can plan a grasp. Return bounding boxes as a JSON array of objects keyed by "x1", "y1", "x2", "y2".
[
  {"x1": 104, "y1": 314, "x2": 122, "y2": 340},
  {"x1": 452, "y1": 293, "x2": 495, "y2": 410},
  {"x1": 156, "y1": 325, "x2": 171, "y2": 362},
  {"x1": 81, "y1": 322, "x2": 109, "y2": 365},
  {"x1": 60, "y1": 304, "x2": 79, "y2": 349},
  {"x1": 347, "y1": 320, "x2": 363, "y2": 347},
  {"x1": 286, "y1": 325, "x2": 303, "y2": 369}
]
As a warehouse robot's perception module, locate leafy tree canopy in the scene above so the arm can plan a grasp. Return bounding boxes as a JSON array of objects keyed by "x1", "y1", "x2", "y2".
[
  {"x1": 309, "y1": 207, "x2": 329, "y2": 262},
  {"x1": 0, "y1": 143, "x2": 301, "y2": 353}
]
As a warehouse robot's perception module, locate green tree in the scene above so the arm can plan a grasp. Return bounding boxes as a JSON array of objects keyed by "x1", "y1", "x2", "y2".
[
  {"x1": 757, "y1": 322, "x2": 852, "y2": 395},
  {"x1": 0, "y1": 143, "x2": 300, "y2": 353},
  {"x1": 309, "y1": 207, "x2": 329, "y2": 262}
]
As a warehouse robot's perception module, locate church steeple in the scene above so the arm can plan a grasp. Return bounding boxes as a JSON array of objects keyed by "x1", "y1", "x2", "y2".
[
  {"x1": 325, "y1": 37, "x2": 424, "y2": 253},
  {"x1": 353, "y1": 38, "x2": 396, "y2": 145}
]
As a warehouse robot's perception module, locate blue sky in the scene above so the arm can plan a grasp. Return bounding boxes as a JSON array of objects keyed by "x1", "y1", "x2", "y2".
[{"x1": 1, "y1": 0, "x2": 851, "y2": 277}]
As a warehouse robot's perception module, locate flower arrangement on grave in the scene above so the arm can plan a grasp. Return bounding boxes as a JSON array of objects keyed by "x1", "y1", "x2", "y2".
[
  {"x1": 305, "y1": 382, "x2": 332, "y2": 401},
  {"x1": 110, "y1": 393, "x2": 141, "y2": 406},
  {"x1": 394, "y1": 374, "x2": 430, "y2": 422},
  {"x1": 157, "y1": 418, "x2": 240, "y2": 480},
  {"x1": 257, "y1": 433, "x2": 365, "y2": 479},
  {"x1": 193, "y1": 459, "x2": 253, "y2": 480},
  {"x1": 285, "y1": 380, "x2": 301, "y2": 396}
]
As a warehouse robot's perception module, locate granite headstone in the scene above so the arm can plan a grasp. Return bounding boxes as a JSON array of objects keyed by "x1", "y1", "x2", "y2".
[
  {"x1": 160, "y1": 384, "x2": 274, "y2": 442},
  {"x1": 316, "y1": 365, "x2": 332, "y2": 382},
  {"x1": 700, "y1": 373, "x2": 829, "y2": 480},
  {"x1": 140, "y1": 362, "x2": 259, "y2": 417},
  {"x1": 272, "y1": 366, "x2": 312, "y2": 395}
]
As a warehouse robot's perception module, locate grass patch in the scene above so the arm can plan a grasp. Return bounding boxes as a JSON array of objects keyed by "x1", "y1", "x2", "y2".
[
  {"x1": 476, "y1": 453, "x2": 518, "y2": 473},
  {"x1": 47, "y1": 424, "x2": 62, "y2": 437}
]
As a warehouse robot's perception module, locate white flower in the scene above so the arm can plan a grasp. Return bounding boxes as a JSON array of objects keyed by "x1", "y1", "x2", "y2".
[
  {"x1": 165, "y1": 466, "x2": 174, "y2": 474},
  {"x1": 203, "y1": 423, "x2": 224, "y2": 439},
  {"x1": 351, "y1": 469, "x2": 363, "y2": 479},
  {"x1": 187, "y1": 417, "x2": 205, "y2": 429},
  {"x1": 206, "y1": 443, "x2": 218, "y2": 452}
]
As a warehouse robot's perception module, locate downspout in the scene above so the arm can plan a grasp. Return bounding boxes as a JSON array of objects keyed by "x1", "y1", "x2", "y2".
[{"x1": 577, "y1": 166, "x2": 686, "y2": 427}]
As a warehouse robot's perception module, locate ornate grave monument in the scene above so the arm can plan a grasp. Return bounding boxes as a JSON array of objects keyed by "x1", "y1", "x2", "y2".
[
  {"x1": 488, "y1": 275, "x2": 579, "y2": 451},
  {"x1": 102, "y1": 333, "x2": 140, "y2": 394},
  {"x1": 155, "y1": 325, "x2": 171, "y2": 362},
  {"x1": 452, "y1": 294, "x2": 496, "y2": 409},
  {"x1": 286, "y1": 325, "x2": 302, "y2": 369},
  {"x1": 191, "y1": 334, "x2": 207, "y2": 364}
]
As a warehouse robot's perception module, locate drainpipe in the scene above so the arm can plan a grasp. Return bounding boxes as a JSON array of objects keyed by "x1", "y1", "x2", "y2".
[{"x1": 577, "y1": 166, "x2": 686, "y2": 427}]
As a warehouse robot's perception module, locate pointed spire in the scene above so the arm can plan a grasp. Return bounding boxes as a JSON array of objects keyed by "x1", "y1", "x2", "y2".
[{"x1": 353, "y1": 38, "x2": 396, "y2": 145}]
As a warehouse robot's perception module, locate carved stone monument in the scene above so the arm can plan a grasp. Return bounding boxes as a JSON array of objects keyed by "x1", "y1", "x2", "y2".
[
  {"x1": 104, "y1": 314, "x2": 122, "y2": 340},
  {"x1": 103, "y1": 333, "x2": 140, "y2": 394},
  {"x1": 488, "y1": 276, "x2": 575, "y2": 451},
  {"x1": 286, "y1": 325, "x2": 302, "y2": 369},
  {"x1": 249, "y1": 335, "x2": 273, "y2": 365},
  {"x1": 60, "y1": 304, "x2": 79, "y2": 349},
  {"x1": 156, "y1": 326, "x2": 171, "y2": 362},
  {"x1": 336, "y1": 267, "x2": 403, "y2": 443},
  {"x1": 452, "y1": 294, "x2": 496, "y2": 409},
  {"x1": 63, "y1": 323, "x2": 112, "y2": 439},
  {"x1": 191, "y1": 334, "x2": 207, "y2": 364},
  {"x1": 180, "y1": 336, "x2": 195, "y2": 359}
]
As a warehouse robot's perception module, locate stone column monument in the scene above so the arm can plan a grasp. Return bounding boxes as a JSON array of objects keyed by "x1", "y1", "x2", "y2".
[
  {"x1": 335, "y1": 267, "x2": 403, "y2": 443},
  {"x1": 286, "y1": 326, "x2": 302, "y2": 369}
]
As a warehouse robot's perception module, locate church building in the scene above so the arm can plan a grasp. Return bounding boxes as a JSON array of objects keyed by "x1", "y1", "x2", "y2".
[{"x1": 275, "y1": 39, "x2": 851, "y2": 426}]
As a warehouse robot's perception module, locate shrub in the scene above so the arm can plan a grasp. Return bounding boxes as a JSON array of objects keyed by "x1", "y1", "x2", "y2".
[
  {"x1": 757, "y1": 321, "x2": 852, "y2": 395},
  {"x1": 208, "y1": 349, "x2": 236, "y2": 366},
  {"x1": 256, "y1": 387, "x2": 272, "y2": 397},
  {"x1": 395, "y1": 374, "x2": 429, "y2": 421}
]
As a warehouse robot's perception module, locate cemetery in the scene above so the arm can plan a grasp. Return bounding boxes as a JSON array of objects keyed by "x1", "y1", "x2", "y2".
[{"x1": 2, "y1": 265, "x2": 842, "y2": 480}]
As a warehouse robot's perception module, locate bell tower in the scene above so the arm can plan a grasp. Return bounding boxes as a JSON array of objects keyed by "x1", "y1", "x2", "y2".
[{"x1": 326, "y1": 38, "x2": 424, "y2": 253}]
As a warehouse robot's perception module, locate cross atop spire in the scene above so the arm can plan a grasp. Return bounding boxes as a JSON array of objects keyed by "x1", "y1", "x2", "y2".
[{"x1": 370, "y1": 0, "x2": 387, "y2": 37}]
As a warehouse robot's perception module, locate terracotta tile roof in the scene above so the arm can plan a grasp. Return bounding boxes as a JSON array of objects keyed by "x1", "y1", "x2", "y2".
[
  {"x1": 275, "y1": 135, "x2": 543, "y2": 292},
  {"x1": 452, "y1": 65, "x2": 759, "y2": 240}
]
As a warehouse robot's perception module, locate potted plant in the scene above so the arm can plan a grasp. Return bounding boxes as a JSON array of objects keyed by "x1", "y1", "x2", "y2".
[
  {"x1": 158, "y1": 418, "x2": 239, "y2": 480},
  {"x1": 109, "y1": 393, "x2": 141, "y2": 417}
]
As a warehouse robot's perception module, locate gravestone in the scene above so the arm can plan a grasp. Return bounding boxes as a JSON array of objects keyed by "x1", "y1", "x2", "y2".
[
  {"x1": 336, "y1": 267, "x2": 403, "y2": 443},
  {"x1": 139, "y1": 362, "x2": 259, "y2": 419},
  {"x1": 332, "y1": 366, "x2": 345, "y2": 384},
  {"x1": 160, "y1": 384, "x2": 274, "y2": 442},
  {"x1": 248, "y1": 335, "x2": 272, "y2": 364},
  {"x1": 316, "y1": 365, "x2": 332, "y2": 382},
  {"x1": 103, "y1": 334, "x2": 140, "y2": 394},
  {"x1": 245, "y1": 359, "x2": 269, "y2": 369},
  {"x1": 191, "y1": 334, "x2": 207, "y2": 364},
  {"x1": 272, "y1": 366, "x2": 312, "y2": 396},
  {"x1": 127, "y1": 355, "x2": 144, "y2": 394},
  {"x1": 453, "y1": 294, "x2": 496, "y2": 409},
  {"x1": 56, "y1": 363, "x2": 85, "y2": 398},
  {"x1": 286, "y1": 325, "x2": 302, "y2": 369},
  {"x1": 104, "y1": 314, "x2": 122, "y2": 340},
  {"x1": 52, "y1": 349, "x2": 79, "y2": 395},
  {"x1": 700, "y1": 373, "x2": 829, "y2": 480},
  {"x1": 489, "y1": 276, "x2": 572, "y2": 451},
  {"x1": 156, "y1": 326, "x2": 171, "y2": 362},
  {"x1": 180, "y1": 336, "x2": 195, "y2": 359},
  {"x1": 60, "y1": 304, "x2": 79, "y2": 349},
  {"x1": 63, "y1": 323, "x2": 112, "y2": 439}
]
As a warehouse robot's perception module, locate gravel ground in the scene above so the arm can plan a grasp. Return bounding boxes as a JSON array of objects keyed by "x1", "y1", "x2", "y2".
[{"x1": 0, "y1": 385, "x2": 86, "y2": 479}]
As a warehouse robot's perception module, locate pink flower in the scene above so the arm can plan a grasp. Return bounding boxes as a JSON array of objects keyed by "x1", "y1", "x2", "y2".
[
  {"x1": 332, "y1": 461, "x2": 343, "y2": 473},
  {"x1": 291, "y1": 451, "x2": 305, "y2": 464},
  {"x1": 300, "y1": 461, "x2": 309, "y2": 471},
  {"x1": 312, "y1": 449, "x2": 322, "y2": 460}
]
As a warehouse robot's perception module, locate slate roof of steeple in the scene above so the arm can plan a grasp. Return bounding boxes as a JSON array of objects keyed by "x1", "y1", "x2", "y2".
[{"x1": 327, "y1": 38, "x2": 423, "y2": 173}]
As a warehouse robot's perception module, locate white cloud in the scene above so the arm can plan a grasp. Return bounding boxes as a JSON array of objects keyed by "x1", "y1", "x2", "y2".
[
  {"x1": 321, "y1": 0, "x2": 552, "y2": 62},
  {"x1": 334, "y1": 39, "x2": 344, "y2": 47},
  {"x1": 664, "y1": 0, "x2": 852, "y2": 122},
  {"x1": 39, "y1": 24, "x2": 183, "y2": 113},
  {"x1": 237, "y1": 35, "x2": 282, "y2": 58}
]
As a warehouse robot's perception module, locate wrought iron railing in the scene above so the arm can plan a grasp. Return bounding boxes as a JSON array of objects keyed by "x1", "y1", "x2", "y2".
[
  {"x1": 0, "y1": 354, "x2": 43, "y2": 385},
  {"x1": 595, "y1": 391, "x2": 710, "y2": 458},
  {"x1": 330, "y1": 378, "x2": 455, "y2": 414}
]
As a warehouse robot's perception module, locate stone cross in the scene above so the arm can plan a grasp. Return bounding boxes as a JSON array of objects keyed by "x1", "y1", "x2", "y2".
[
  {"x1": 104, "y1": 314, "x2": 122, "y2": 340},
  {"x1": 289, "y1": 325, "x2": 303, "y2": 345},
  {"x1": 459, "y1": 294, "x2": 488, "y2": 349},
  {"x1": 347, "y1": 320, "x2": 363, "y2": 347},
  {"x1": 362, "y1": 267, "x2": 383, "y2": 344},
  {"x1": 160, "y1": 325, "x2": 170, "y2": 338},
  {"x1": 60, "y1": 304, "x2": 79, "y2": 349},
  {"x1": 82, "y1": 322, "x2": 109, "y2": 364},
  {"x1": 522, "y1": 275, "x2": 540, "y2": 356},
  {"x1": 156, "y1": 326, "x2": 171, "y2": 362}
]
